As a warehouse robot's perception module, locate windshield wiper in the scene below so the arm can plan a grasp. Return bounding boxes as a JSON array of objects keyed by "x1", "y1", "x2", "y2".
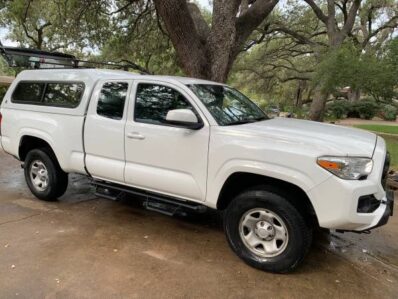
[
  {"x1": 225, "y1": 116, "x2": 268, "y2": 126},
  {"x1": 225, "y1": 119, "x2": 254, "y2": 126},
  {"x1": 254, "y1": 116, "x2": 268, "y2": 121}
]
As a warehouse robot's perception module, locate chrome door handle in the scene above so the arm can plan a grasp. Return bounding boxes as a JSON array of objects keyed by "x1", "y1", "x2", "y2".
[{"x1": 127, "y1": 132, "x2": 145, "y2": 140}]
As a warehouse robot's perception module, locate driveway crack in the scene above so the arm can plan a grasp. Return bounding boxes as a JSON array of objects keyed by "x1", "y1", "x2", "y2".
[{"x1": 0, "y1": 207, "x2": 59, "y2": 226}]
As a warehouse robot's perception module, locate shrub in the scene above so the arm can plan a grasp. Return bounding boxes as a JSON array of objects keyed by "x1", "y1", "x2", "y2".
[
  {"x1": 327, "y1": 100, "x2": 351, "y2": 119},
  {"x1": 326, "y1": 99, "x2": 382, "y2": 120},
  {"x1": 351, "y1": 100, "x2": 379, "y2": 119},
  {"x1": 380, "y1": 104, "x2": 397, "y2": 121}
]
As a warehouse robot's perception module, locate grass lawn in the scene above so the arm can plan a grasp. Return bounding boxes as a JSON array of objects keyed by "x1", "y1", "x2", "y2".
[
  {"x1": 351, "y1": 124, "x2": 398, "y2": 169},
  {"x1": 353, "y1": 124, "x2": 398, "y2": 135},
  {"x1": 382, "y1": 135, "x2": 398, "y2": 170}
]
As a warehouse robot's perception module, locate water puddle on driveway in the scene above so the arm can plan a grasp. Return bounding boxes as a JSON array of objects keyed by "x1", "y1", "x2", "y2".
[
  {"x1": 1, "y1": 150, "x2": 398, "y2": 298},
  {"x1": 314, "y1": 227, "x2": 398, "y2": 286}
]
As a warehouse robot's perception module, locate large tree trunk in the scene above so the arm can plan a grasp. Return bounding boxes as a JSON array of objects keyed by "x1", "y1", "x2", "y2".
[
  {"x1": 154, "y1": 0, "x2": 278, "y2": 82},
  {"x1": 347, "y1": 88, "x2": 361, "y2": 102},
  {"x1": 154, "y1": 0, "x2": 211, "y2": 79},
  {"x1": 306, "y1": 0, "x2": 362, "y2": 120},
  {"x1": 309, "y1": 90, "x2": 329, "y2": 121},
  {"x1": 295, "y1": 80, "x2": 307, "y2": 107},
  {"x1": 207, "y1": 0, "x2": 240, "y2": 82}
]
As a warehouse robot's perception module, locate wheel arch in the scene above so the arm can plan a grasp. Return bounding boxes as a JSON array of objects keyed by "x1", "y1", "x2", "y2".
[
  {"x1": 19, "y1": 135, "x2": 61, "y2": 168},
  {"x1": 216, "y1": 172, "x2": 319, "y2": 227}
]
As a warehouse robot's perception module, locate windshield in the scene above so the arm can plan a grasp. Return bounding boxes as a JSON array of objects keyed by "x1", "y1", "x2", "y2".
[{"x1": 187, "y1": 84, "x2": 268, "y2": 126}]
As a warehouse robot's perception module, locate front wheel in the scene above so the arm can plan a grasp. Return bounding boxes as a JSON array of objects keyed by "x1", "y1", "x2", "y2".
[
  {"x1": 24, "y1": 148, "x2": 68, "y2": 201},
  {"x1": 224, "y1": 186, "x2": 312, "y2": 273}
]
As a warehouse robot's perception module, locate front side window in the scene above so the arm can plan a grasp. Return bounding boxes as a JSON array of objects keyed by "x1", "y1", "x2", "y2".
[
  {"x1": 43, "y1": 83, "x2": 84, "y2": 107},
  {"x1": 134, "y1": 83, "x2": 193, "y2": 125},
  {"x1": 97, "y1": 82, "x2": 128, "y2": 120},
  {"x1": 187, "y1": 84, "x2": 267, "y2": 126}
]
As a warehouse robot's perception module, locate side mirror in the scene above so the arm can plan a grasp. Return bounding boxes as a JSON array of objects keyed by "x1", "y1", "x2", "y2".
[{"x1": 165, "y1": 109, "x2": 203, "y2": 130}]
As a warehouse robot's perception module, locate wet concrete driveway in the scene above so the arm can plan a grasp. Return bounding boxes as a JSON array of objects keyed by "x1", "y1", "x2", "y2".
[{"x1": 0, "y1": 150, "x2": 397, "y2": 298}]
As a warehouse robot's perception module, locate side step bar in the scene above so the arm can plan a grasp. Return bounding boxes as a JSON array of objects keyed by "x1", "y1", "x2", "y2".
[{"x1": 93, "y1": 180, "x2": 208, "y2": 216}]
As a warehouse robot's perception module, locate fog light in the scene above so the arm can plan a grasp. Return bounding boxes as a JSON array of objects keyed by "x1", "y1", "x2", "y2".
[{"x1": 357, "y1": 195, "x2": 380, "y2": 213}]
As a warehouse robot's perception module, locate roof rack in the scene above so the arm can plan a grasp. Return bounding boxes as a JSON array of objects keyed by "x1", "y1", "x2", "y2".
[{"x1": 0, "y1": 45, "x2": 151, "y2": 75}]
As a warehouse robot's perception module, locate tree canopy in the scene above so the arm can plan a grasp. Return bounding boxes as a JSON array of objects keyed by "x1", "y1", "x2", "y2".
[{"x1": 0, "y1": 0, "x2": 397, "y2": 120}]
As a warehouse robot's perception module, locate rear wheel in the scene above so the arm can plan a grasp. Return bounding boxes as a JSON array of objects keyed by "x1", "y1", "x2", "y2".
[
  {"x1": 224, "y1": 186, "x2": 312, "y2": 273},
  {"x1": 24, "y1": 148, "x2": 68, "y2": 201}
]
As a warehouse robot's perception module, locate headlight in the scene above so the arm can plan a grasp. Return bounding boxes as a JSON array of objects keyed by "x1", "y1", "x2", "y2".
[{"x1": 317, "y1": 156, "x2": 373, "y2": 180}]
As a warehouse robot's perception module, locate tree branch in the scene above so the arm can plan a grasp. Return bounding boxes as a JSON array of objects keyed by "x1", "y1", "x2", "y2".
[
  {"x1": 235, "y1": 0, "x2": 279, "y2": 52},
  {"x1": 38, "y1": 21, "x2": 52, "y2": 31},
  {"x1": 363, "y1": 15, "x2": 398, "y2": 47},
  {"x1": 342, "y1": 0, "x2": 361, "y2": 35},
  {"x1": 335, "y1": 0, "x2": 348, "y2": 23},
  {"x1": 303, "y1": 0, "x2": 328, "y2": 24},
  {"x1": 154, "y1": 5, "x2": 169, "y2": 36},
  {"x1": 104, "y1": 0, "x2": 141, "y2": 15},
  {"x1": 272, "y1": 26, "x2": 325, "y2": 46},
  {"x1": 21, "y1": 0, "x2": 39, "y2": 47}
]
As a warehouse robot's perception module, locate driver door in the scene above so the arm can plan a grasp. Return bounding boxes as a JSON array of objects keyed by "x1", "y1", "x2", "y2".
[{"x1": 124, "y1": 80, "x2": 210, "y2": 202}]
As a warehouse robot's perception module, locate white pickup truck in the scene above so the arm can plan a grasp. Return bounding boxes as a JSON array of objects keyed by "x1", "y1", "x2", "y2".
[{"x1": 0, "y1": 69, "x2": 394, "y2": 273}]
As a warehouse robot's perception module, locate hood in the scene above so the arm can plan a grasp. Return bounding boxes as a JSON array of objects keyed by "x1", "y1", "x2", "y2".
[{"x1": 225, "y1": 117, "x2": 377, "y2": 157}]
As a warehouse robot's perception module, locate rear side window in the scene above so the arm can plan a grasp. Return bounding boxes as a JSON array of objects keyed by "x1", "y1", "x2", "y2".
[
  {"x1": 97, "y1": 82, "x2": 128, "y2": 120},
  {"x1": 12, "y1": 82, "x2": 45, "y2": 104},
  {"x1": 43, "y1": 83, "x2": 84, "y2": 108},
  {"x1": 11, "y1": 81, "x2": 84, "y2": 108}
]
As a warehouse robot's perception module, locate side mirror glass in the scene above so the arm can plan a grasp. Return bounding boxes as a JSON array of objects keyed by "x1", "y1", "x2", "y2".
[{"x1": 165, "y1": 109, "x2": 203, "y2": 130}]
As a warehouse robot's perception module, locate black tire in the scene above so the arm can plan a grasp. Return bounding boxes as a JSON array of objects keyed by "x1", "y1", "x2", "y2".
[
  {"x1": 224, "y1": 185, "x2": 312, "y2": 273},
  {"x1": 24, "y1": 148, "x2": 68, "y2": 201}
]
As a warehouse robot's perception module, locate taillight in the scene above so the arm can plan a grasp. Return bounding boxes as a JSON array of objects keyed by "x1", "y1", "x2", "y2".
[{"x1": 0, "y1": 112, "x2": 2, "y2": 136}]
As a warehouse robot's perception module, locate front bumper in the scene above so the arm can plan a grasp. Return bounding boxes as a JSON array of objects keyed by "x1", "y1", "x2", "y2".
[
  {"x1": 308, "y1": 136, "x2": 394, "y2": 231},
  {"x1": 337, "y1": 190, "x2": 394, "y2": 233},
  {"x1": 370, "y1": 189, "x2": 394, "y2": 229}
]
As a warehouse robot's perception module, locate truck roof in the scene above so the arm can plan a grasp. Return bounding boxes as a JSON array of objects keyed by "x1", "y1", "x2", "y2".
[{"x1": 16, "y1": 69, "x2": 223, "y2": 86}]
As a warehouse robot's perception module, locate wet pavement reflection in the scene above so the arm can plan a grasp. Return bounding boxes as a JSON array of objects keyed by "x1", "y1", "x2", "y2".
[{"x1": 0, "y1": 150, "x2": 397, "y2": 298}]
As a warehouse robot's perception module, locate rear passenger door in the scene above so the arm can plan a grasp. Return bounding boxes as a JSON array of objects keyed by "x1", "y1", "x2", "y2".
[{"x1": 84, "y1": 80, "x2": 130, "y2": 183}]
